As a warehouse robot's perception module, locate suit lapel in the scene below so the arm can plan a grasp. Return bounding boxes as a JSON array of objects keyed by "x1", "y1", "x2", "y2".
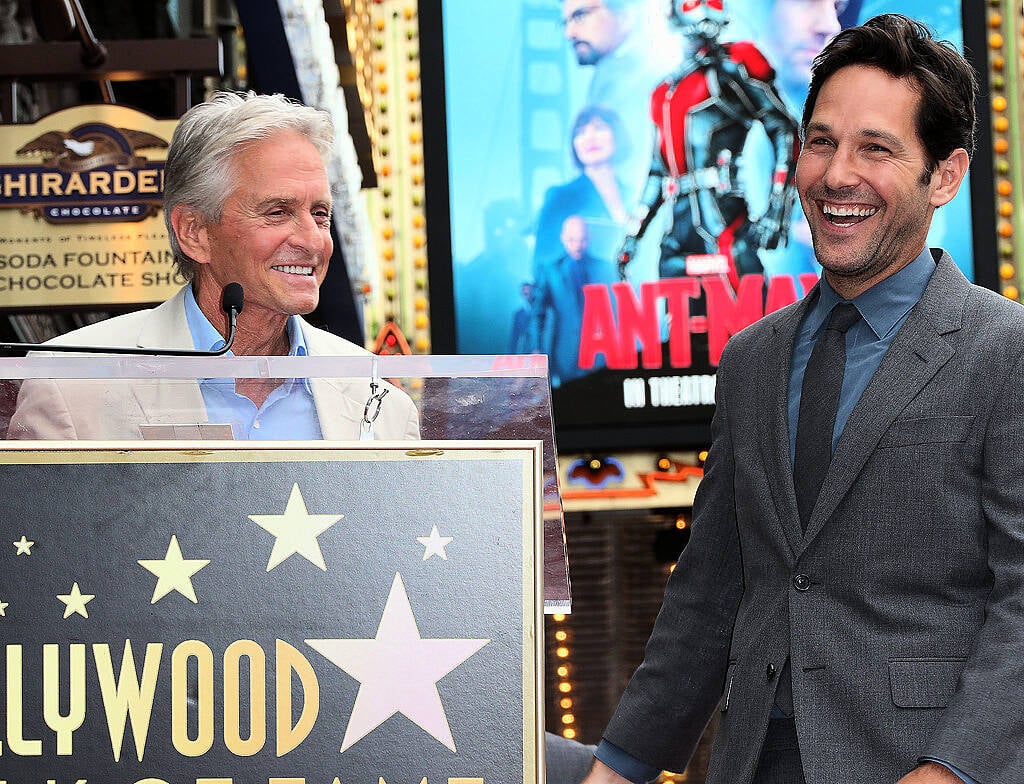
[
  {"x1": 759, "y1": 292, "x2": 816, "y2": 556},
  {"x1": 311, "y1": 378, "x2": 366, "y2": 440},
  {"x1": 801, "y1": 251, "x2": 967, "y2": 546},
  {"x1": 136, "y1": 286, "x2": 193, "y2": 349},
  {"x1": 301, "y1": 318, "x2": 373, "y2": 440},
  {"x1": 131, "y1": 287, "x2": 207, "y2": 424}
]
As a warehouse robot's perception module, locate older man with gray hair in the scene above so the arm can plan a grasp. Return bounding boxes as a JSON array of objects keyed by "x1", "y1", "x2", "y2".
[{"x1": 8, "y1": 91, "x2": 418, "y2": 441}]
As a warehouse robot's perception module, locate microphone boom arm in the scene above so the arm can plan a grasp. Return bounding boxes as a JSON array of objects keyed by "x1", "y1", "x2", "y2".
[{"x1": 0, "y1": 283, "x2": 244, "y2": 357}]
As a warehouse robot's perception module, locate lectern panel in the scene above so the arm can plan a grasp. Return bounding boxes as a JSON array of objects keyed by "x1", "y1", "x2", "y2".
[{"x1": 0, "y1": 442, "x2": 543, "y2": 784}]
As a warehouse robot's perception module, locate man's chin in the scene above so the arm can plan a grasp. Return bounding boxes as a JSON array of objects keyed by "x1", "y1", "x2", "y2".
[
  {"x1": 573, "y1": 44, "x2": 598, "y2": 66},
  {"x1": 283, "y1": 293, "x2": 320, "y2": 317}
]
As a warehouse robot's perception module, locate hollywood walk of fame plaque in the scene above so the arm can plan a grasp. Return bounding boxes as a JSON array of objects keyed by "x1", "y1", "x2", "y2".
[{"x1": 0, "y1": 441, "x2": 543, "y2": 784}]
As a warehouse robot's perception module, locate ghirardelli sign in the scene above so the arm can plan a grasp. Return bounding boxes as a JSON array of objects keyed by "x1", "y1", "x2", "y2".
[
  {"x1": 0, "y1": 105, "x2": 184, "y2": 309},
  {"x1": 4, "y1": 123, "x2": 168, "y2": 224}
]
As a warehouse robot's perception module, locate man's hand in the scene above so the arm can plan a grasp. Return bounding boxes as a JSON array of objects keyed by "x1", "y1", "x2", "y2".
[
  {"x1": 616, "y1": 235, "x2": 638, "y2": 280},
  {"x1": 894, "y1": 762, "x2": 966, "y2": 784},
  {"x1": 581, "y1": 758, "x2": 634, "y2": 784},
  {"x1": 752, "y1": 185, "x2": 796, "y2": 250},
  {"x1": 751, "y1": 200, "x2": 789, "y2": 250}
]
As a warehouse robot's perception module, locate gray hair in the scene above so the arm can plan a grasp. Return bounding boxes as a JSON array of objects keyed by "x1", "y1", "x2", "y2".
[{"x1": 162, "y1": 91, "x2": 335, "y2": 279}]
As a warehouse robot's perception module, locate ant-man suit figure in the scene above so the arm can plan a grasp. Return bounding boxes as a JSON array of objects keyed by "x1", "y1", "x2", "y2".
[{"x1": 618, "y1": 0, "x2": 799, "y2": 286}]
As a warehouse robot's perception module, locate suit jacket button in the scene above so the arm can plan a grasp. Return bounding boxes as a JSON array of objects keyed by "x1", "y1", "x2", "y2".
[
  {"x1": 793, "y1": 574, "x2": 811, "y2": 591},
  {"x1": 766, "y1": 663, "x2": 777, "y2": 680}
]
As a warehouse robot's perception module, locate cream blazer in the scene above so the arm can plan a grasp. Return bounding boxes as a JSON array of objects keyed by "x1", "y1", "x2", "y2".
[{"x1": 7, "y1": 287, "x2": 420, "y2": 442}]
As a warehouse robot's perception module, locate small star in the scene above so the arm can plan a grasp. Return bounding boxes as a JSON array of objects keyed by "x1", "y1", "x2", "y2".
[
  {"x1": 0, "y1": 598, "x2": 8, "y2": 617},
  {"x1": 13, "y1": 536, "x2": 34, "y2": 555},
  {"x1": 57, "y1": 582, "x2": 94, "y2": 619},
  {"x1": 138, "y1": 535, "x2": 211, "y2": 604},
  {"x1": 249, "y1": 484, "x2": 344, "y2": 571},
  {"x1": 416, "y1": 525, "x2": 454, "y2": 561},
  {"x1": 306, "y1": 573, "x2": 489, "y2": 752}
]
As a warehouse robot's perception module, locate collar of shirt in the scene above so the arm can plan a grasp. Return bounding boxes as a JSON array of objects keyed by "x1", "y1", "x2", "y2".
[
  {"x1": 788, "y1": 247, "x2": 938, "y2": 462},
  {"x1": 183, "y1": 284, "x2": 312, "y2": 391},
  {"x1": 804, "y1": 247, "x2": 936, "y2": 340}
]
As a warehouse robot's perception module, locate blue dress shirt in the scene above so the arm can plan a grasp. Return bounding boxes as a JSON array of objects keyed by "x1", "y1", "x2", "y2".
[
  {"x1": 183, "y1": 286, "x2": 322, "y2": 440},
  {"x1": 596, "y1": 249, "x2": 978, "y2": 784},
  {"x1": 787, "y1": 247, "x2": 934, "y2": 460}
]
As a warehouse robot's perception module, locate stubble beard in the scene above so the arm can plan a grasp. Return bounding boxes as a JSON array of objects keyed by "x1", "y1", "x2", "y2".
[
  {"x1": 573, "y1": 41, "x2": 600, "y2": 66},
  {"x1": 810, "y1": 203, "x2": 932, "y2": 294}
]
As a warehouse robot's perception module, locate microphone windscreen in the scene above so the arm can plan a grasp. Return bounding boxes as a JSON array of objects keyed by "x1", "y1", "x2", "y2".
[{"x1": 222, "y1": 282, "x2": 244, "y2": 314}]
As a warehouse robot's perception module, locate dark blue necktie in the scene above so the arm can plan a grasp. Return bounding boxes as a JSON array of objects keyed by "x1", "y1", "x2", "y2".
[
  {"x1": 776, "y1": 303, "x2": 862, "y2": 717},
  {"x1": 793, "y1": 303, "x2": 862, "y2": 531}
]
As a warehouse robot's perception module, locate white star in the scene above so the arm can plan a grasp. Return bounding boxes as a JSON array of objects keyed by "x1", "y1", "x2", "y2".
[
  {"x1": 13, "y1": 536, "x2": 34, "y2": 555},
  {"x1": 306, "y1": 573, "x2": 489, "y2": 752},
  {"x1": 0, "y1": 598, "x2": 8, "y2": 617},
  {"x1": 57, "y1": 582, "x2": 94, "y2": 619},
  {"x1": 138, "y1": 535, "x2": 210, "y2": 603},
  {"x1": 249, "y1": 484, "x2": 344, "y2": 571},
  {"x1": 417, "y1": 525, "x2": 454, "y2": 561}
]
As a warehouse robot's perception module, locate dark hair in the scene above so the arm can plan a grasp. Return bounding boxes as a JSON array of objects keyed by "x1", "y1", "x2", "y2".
[
  {"x1": 568, "y1": 105, "x2": 630, "y2": 169},
  {"x1": 801, "y1": 14, "x2": 977, "y2": 171}
]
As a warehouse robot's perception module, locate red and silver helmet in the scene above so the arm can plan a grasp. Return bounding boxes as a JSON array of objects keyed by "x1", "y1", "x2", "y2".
[{"x1": 669, "y1": 0, "x2": 727, "y2": 36}]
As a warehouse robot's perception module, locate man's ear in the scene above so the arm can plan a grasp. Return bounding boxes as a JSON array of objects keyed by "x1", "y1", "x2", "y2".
[
  {"x1": 930, "y1": 148, "x2": 970, "y2": 208},
  {"x1": 170, "y1": 204, "x2": 212, "y2": 265}
]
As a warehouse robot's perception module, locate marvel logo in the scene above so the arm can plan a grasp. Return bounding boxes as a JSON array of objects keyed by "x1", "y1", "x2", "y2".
[{"x1": 684, "y1": 254, "x2": 729, "y2": 275}]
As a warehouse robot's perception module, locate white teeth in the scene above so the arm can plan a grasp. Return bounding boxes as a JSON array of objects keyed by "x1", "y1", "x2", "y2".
[
  {"x1": 822, "y1": 204, "x2": 877, "y2": 218},
  {"x1": 273, "y1": 265, "x2": 313, "y2": 275}
]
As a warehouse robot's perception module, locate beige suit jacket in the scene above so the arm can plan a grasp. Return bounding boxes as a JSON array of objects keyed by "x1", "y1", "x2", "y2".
[{"x1": 7, "y1": 287, "x2": 420, "y2": 442}]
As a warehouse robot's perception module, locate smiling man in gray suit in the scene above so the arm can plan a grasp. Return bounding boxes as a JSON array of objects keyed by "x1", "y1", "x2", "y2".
[{"x1": 580, "y1": 13, "x2": 1024, "y2": 784}]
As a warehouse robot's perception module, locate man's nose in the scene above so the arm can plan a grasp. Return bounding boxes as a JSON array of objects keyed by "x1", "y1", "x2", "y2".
[
  {"x1": 293, "y1": 214, "x2": 328, "y2": 253},
  {"x1": 822, "y1": 147, "x2": 861, "y2": 189}
]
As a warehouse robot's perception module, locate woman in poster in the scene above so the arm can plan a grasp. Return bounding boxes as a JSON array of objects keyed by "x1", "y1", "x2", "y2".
[{"x1": 531, "y1": 105, "x2": 630, "y2": 278}]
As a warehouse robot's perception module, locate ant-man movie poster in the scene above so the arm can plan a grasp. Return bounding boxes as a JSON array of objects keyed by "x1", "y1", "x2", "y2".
[{"x1": 440, "y1": 0, "x2": 973, "y2": 446}]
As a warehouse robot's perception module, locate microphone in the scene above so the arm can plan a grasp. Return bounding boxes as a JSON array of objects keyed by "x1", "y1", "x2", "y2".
[
  {"x1": 0, "y1": 283, "x2": 245, "y2": 356},
  {"x1": 221, "y1": 282, "x2": 244, "y2": 349}
]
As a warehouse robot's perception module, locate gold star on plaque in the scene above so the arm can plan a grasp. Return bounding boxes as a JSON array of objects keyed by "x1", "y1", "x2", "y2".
[
  {"x1": 0, "y1": 598, "x2": 8, "y2": 617},
  {"x1": 138, "y1": 535, "x2": 210, "y2": 604},
  {"x1": 57, "y1": 582, "x2": 94, "y2": 619},
  {"x1": 13, "y1": 536, "x2": 34, "y2": 555},
  {"x1": 417, "y1": 525, "x2": 454, "y2": 561},
  {"x1": 249, "y1": 483, "x2": 344, "y2": 571}
]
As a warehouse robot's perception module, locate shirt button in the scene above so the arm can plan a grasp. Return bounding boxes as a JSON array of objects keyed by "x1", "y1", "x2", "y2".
[
  {"x1": 252, "y1": 420, "x2": 261, "y2": 429},
  {"x1": 793, "y1": 574, "x2": 811, "y2": 591},
  {"x1": 766, "y1": 663, "x2": 777, "y2": 680}
]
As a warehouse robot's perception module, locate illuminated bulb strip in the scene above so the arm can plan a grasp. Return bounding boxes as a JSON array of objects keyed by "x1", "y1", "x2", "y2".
[
  {"x1": 402, "y1": 5, "x2": 430, "y2": 354},
  {"x1": 550, "y1": 612, "x2": 577, "y2": 738},
  {"x1": 347, "y1": 0, "x2": 431, "y2": 352},
  {"x1": 987, "y1": 0, "x2": 1022, "y2": 301}
]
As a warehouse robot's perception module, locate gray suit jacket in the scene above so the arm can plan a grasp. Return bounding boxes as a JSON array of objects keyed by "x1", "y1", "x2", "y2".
[
  {"x1": 603, "y1": 251, "x2": 1024, "y2": 784},
  {"x1": 545, "y1": 732, "x2": 597, "y2": 784},
  {"x1": 7, "y1": 286, "x2": 420, "y2": 441}
]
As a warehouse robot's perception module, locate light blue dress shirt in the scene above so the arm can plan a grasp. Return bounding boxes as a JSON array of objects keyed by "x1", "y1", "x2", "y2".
[
  {"x1": 183, "y1": 286, "x2": 322, "y2": 440},
  {"x1": 596, "y1": 249, "x2": 978, "y2": 784}
]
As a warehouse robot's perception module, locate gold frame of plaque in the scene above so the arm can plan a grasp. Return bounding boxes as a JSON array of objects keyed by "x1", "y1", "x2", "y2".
[{"x1": 0, "y1": 440, "x2": 545, "y2": 784}]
